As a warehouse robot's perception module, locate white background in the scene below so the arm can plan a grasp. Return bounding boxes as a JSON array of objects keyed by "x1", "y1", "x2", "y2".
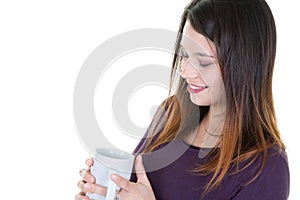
[{"x1": 0, "y1": 0, "x2": 299, "y2": 199}]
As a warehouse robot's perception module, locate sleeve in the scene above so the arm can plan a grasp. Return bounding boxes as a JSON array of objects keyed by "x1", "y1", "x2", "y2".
[{"x1": 233, "y1": 150, "x2": 290, "y2": 200}]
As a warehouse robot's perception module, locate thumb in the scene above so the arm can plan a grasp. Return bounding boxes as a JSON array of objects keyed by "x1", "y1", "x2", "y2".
[{"x1": 135, "y1": 155, "x2": 149, "y2": 184}]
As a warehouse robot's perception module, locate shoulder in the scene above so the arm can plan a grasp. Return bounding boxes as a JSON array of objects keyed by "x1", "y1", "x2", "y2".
[
  {"x1": 259, "y1": 146, "x2": 289, "y2": 191},
  {"x1": 232, "y1": 146, "x2": 290, "y2": 200},
  {"x1": 259, "y1": 146, "x2": 289, "y2": 187},
  {"x1": 264, "y1": 146, "x2": 289, "y2": 175}
]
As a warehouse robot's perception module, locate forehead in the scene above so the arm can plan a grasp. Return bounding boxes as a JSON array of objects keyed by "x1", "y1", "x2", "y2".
[{"x1": 182, "y1": 21, "x2": 216, "y2": 56}]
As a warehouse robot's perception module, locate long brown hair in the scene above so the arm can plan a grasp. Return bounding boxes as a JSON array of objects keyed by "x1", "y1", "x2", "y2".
[{"x1": 143, "y1": 0, "x2": 285, "y2": 193}]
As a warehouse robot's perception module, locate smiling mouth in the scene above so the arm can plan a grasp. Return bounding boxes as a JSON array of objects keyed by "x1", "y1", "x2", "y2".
[
  {"x1": 187, "y1": 83, "x2": 208, "y2": 94},
  {"x1": 189, "y1": 84, "x2": 208, "y2": 90}
]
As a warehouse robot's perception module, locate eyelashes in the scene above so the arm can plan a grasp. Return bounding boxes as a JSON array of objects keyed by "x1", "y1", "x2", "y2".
[
  {"x1": 178, "y1": 49, "x2": 213, "y2": 68},
  {"x1": 199, "y1": 62, "x2": 213, "y2": 67}
]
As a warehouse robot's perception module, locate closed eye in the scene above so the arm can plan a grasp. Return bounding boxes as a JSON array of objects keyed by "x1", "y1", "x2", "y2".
[
  {"x1": 199, "y1": 61, "x2": 213, "y2": 67},
  {"x1": 179, "y1": 44, "x2": 214, "y2": 67}
]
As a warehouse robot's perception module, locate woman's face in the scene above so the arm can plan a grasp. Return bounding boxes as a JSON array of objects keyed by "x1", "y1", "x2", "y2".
[{"x1": 180, "y1": 21, "x2": 226, "y2": 110}]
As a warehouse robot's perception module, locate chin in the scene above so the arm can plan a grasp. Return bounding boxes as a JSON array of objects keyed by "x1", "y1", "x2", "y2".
[{"x1": 190, "y1": 97, "x2": 210, "y2": 106}]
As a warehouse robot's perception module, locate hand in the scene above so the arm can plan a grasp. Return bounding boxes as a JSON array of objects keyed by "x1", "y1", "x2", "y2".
[
  {"x1": 75, "y1": 158, "x2": 108, "y2": 200},
  {"x1": 111, "y1": 155, "x2": 156, "y2": 200}
]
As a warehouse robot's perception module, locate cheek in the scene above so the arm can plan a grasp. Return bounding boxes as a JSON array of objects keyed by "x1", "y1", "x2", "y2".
[
  {"x1": 199, "y1": 70, "x2": 221, "y2": 87},
  {"x1": 201, "y1": 71, "x2": 225, "y2": 99}
]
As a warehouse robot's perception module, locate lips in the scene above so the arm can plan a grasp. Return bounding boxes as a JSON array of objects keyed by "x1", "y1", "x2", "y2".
[
  {"x1": 187, "y1": 82, "x2": 208, "y2": 94},
  {"x1": 189, "y1": 84, "x2": 207, "y2": 90}
]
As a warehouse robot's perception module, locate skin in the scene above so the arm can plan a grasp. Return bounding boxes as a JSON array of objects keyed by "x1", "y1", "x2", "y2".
[
  {"x1": 76, "y1": 21, "x2": 226, "y2": 199},
  {"x1": 76, "y1": 156, "x2": 155, "y2": 200},
  {"x1": 180, "y1": 21, "x2": 223, "y2": 107},
  {"x1": 180, "y1": 21, "x2": 226, "y2": 148}
]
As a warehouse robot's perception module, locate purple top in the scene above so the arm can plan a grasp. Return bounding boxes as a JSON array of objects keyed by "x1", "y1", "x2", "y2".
[
  {"x1": 130, "y1": 105, "x2": 290, "y2": 199},
  {"x1": 131, "y1": 139, "x2": 289, "y2": 199}
]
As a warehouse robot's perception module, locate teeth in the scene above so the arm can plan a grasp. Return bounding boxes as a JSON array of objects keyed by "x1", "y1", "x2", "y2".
[{"x1": 190, "y1": 85, "x2": 203, "y2": 89}]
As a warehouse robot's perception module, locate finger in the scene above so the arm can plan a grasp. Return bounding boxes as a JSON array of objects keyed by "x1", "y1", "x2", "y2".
[
  {"x1": 85, "y1": 157, "x2": 93, "y2": 168},
  {"x1": 75, "y1": 192, "x2": 89, "y2": 200},
  {"x1": 111, "y1": 174, "x2": 133, "y2": 192},
  {"x1": 135, "y1": 155, "x2": 149, "y2": 184},
  {"x1": 77, "y1": 180, "x2": 86, "y2": 190},
  {"x1": 79, "y1": 168, "x2": 88, "y2": 177},
  {"x1": 117, "y1": 190, "x2": 130, "y2": 200},
  {"x1": 83, "y1": 183, "x2": 107, "y2": 197},
  {"x1": 79, "y1": 168, "x2": 95, "y2": 183}
]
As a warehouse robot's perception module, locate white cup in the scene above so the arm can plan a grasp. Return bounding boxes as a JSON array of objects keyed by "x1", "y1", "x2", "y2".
[{"x1": 87, "y1": 148, "x2": 135, "y2": 200}]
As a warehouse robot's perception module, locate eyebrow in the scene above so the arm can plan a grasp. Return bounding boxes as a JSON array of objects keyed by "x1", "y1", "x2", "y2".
[{"x1": 180, "y1": 44, "x2": 214, "y2": 58}]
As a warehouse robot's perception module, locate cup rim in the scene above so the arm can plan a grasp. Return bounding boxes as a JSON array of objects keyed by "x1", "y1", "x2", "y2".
[{"x1": 95, "y1": 148, "x2": 134, "y2": 160}]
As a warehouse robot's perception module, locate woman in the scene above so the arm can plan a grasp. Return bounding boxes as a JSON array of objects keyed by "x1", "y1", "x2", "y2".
[{"x1": 76, "y1": 0, "x2": 290, "y2": 199}]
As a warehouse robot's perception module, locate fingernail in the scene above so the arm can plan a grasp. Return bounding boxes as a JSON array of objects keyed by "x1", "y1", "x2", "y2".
[
  {"x1": 86, "y1": 159, "x2": 92, "y2": 166},
  {"x1": 136, "y1": 155, "x2": 143, "y2": 163},
  {"x1": 111, "y1": 174, "x2": 118, "y2": 181},
  {"x1": 79, "y1": 169, "x2": 86, "y2": 177}
]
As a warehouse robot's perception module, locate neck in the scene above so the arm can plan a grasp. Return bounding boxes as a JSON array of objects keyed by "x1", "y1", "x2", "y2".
[{"x1": 183, "y1": 110, "x2": 224, "y2": 148}]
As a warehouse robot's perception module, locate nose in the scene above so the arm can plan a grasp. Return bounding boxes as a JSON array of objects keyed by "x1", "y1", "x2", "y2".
[{"x1": 180, "y1": 59, "x2": 198, "y2": 79}]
